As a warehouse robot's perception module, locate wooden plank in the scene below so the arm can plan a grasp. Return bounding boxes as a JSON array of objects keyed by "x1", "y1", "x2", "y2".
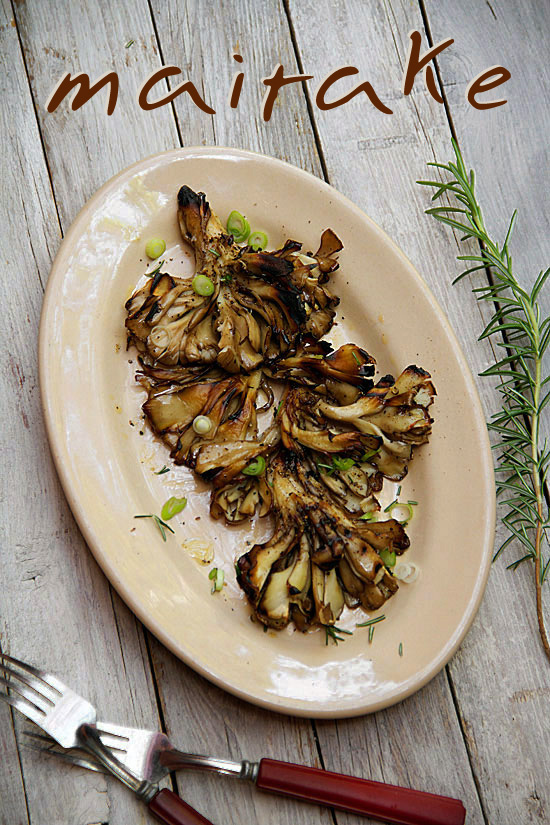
[
  {"x1": 149, "y1": 0, "x2": 322, "y2": 174},
  {"x1": 15, "y1": 0, "x2": 180, "y2": 228},
  {"x1": 1, "y1": 3, "x2": 169, "y2": 822},
  {"x1": 284, "y1": 0, "x2": 515, "y2": 822},
  {"x1": 421, "y1": 1, "x2": 550, "y2": 822},
  {"x1": 0, "y1": 692, "x2": 29, "y2": 825},
  {"x1": 148, "y1": 641, "x2": 333, "y2": 825},
  {"x1": 146, "y1": 2, "x2": 330, "y2": 823},
  {"x1": 10, "y1": 2, "x2": 327, "y2": 824}
]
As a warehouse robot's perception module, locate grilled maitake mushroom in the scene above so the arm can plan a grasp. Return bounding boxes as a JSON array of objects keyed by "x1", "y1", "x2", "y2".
[
  {"x1": 126, "y1": 187, "x2": 342, "y2": 373},
  {"x1": 124, "y1": 184, "x2": 437, "y2": 634},
  {"x1": 237, "y1": 453, "x2": 408, "y2": 629}
]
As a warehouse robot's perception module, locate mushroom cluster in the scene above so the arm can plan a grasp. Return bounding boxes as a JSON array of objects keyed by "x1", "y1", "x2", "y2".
[{"x1": 125, "y1": 186, "x2": 436, "y2": 631}]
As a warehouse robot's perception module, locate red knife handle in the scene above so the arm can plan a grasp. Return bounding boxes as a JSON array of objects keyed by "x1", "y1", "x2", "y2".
[
  {"x1": 149, "y1": 789, "x2": 216, "y2": 825},
  {"x1": 256, "y1": 758, "x2": 466, "y2": 825}
]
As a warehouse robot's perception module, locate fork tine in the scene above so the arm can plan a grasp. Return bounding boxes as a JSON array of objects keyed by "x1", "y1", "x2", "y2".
[
  {"x1": 23, "y1": 736, "x2": 108, "y2": 775},
  {"x1": 0, "y1": 663, "x2": 56, "y2": 710},
  {"x1": 0, "y1": 654, "x2": 63, "y2": 695},
  {"x1": 0, "y1": 685, "x2": 46, "y2": 727},
  {"x1": 0, "y1": 674, "x2": 50, "y2": 714}
]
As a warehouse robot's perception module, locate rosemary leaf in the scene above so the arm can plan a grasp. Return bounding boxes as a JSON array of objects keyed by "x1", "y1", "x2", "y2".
[{"x1": 419, "y1": 140, "x2": 550, "y2": 662}]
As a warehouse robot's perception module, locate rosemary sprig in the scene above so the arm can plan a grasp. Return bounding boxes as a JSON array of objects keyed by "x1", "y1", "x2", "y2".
[
  {"x1": 324, "y1": 625, "x2": 353, "y2": 645},
  {"x1": 418, "y1": 139, "x2": 550, "y2": 662}
]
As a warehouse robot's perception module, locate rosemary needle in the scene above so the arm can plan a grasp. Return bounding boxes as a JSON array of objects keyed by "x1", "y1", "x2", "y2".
[
  {"x1": 134, "y1": 514, "x2": 175, "y2": 542},
  {"x1": 419, "y1": 139, "x2": 550, "y2": 662}
]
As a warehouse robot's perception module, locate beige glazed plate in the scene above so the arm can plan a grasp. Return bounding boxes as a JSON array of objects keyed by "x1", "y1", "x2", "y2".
[{"x1": 40, "y1": 147, "x2": 495, "y2": 718}]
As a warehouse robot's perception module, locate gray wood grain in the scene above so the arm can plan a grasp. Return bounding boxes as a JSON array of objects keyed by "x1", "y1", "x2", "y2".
[
  {"x1": 287, "y1": 1, "x2": 550, "y2": 824},
  {"x1": 3, "y1": 0, "x2": 550, "y2": 824},
  {"x1": 423, "y1": 1, "x2": 550, "y2": 822},
  {"x1": 5, "y1": 1, "x2": 327, "y2": 823},
  {"x1": 144, "y1": 2, "x2": 331, "y2": 822},
  {"x1": 0, "y1": 2, "x2": 168, "y2": 822},
  {"x1": 150, "y1": 0, "x2": 322, "y2": 175}
]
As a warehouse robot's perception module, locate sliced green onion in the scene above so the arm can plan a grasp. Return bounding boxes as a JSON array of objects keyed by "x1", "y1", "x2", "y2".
[
  {"x1": 161, "y1": 496, "x2": 187, "y2": 521},
  {"x1": 145, "y1": 238, "x2": 166, "y2": 259},
  {"x1": 155, "y1": 466, "x2": 170, "y2": 475},
  {"x1": 399, "y1": 642, "x2": 403, "y2": 657},
  {"x1": 332, "y1": 456, "x2": 355, "y2": 472},
  {"x1": 361, "y1": 447, "x2": 380, "y2": 462},
  {"x1": 192, "y1": 274, "x2": 215, "y2": 296},
  {"x1": 379, "y1": 548, "x2": 396, "y2": 568},
  {"x1": 209, "y1": 567, "x2": 225, "y2": 593},
  {"x1": 359, "y1": 511, "x2": 377, "y2": 521},
  {"x1": 227, "y1": 210, "x2": 250, "y2": 243},
  {"x1": 242, "y1": 456, "x2": 266, "y2": 476},
  {"x1": 352, "y1": 350, "x2": 362, "y2": 366},
  {"x1": 248, "y1": 230, "x2": 268, "y2": 251},
  {"x1": 386, "y1": 501, "x2": 415, "y2": 524},
  {"x1": 368, "y1": 625, "x2": 375, "y2": 643},
  {"x1": 396, "y1": 485, "x2": 402, "y2": 496},
  {"x1": 192, "y1": 415, "x2": 213, "y2": 435},
  {"x1": 209, "y1": 248, "x2": 221, "y2": 258}
]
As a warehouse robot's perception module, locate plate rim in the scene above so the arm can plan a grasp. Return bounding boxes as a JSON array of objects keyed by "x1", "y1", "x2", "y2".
[{"x1": 39, "y1": 145, "x2": 496, "y2": 718}]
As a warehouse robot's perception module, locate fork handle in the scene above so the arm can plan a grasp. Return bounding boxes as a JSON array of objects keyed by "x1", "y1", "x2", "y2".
[
  {"x1": 149, "y1": 789, "x2": 215, "y2": 825},
  {"x1": 255, "y1": 759, "x2": 466, "y2": 825}
]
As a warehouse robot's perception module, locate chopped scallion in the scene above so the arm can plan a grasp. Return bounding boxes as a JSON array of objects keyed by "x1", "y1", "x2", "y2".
[
  {"x1": 361, "y1": 447, "x2": 381, "y2": 462},
  {"x1": 386, "y1": 501, "x2": 415, "y2": 524},
  {"x1": 209, "y1": 567, "x2": 225, "y2": 593},
  {"x1": 227, "y1": 210, "x2": 250, "y2": 243},
  {"x1": 161, "y1": 496, "x2": 187, "y2": 521},
  {"x1": 242, "y1": 456, "x2": 266, "y2": 476},
  {"x1": 192, "y1": 415, "x2": 213, "y2": 435},
  {"x1": 379, "y1": 548, "x2": 396, "y2": 568},
  {"x1": 145, "y1": 238, "x2": 166, "y2": 259},
  {"x1": 192, "y1": 274, "x2": 215, "y2": 297},
  {"x1": 332, "y1": 456, "x2": 355, "y2": 472},
  {"x1": 248, "y1": 230, "x2": 268, "y2": 251}
]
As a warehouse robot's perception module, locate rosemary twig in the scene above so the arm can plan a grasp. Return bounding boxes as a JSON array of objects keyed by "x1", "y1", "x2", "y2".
[{"x1": 418, "y1": 140, "x2": 550, "y2": 662}]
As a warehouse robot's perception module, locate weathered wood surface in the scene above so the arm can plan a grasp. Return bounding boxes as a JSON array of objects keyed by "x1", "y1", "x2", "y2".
[
  {"x1": 1, "y1": 0, "x2": 549, "y2": 824},
  {"x1": 287, "y1": 2, "x2": 550, "y2": 824}
]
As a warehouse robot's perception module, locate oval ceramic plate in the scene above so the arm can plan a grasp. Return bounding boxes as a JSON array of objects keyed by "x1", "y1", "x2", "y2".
[{"x1": 40, "y1": 147, "x2": 495, "y2": 717}]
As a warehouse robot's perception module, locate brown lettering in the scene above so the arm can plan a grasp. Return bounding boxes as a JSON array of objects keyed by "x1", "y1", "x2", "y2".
[
  {"x1": 46, "y1": 71, "x2": 119, "y2": 115},
  {"x1": 261, "y1": 63, "x2": 313, "y2": 121},
  {"x1": 467, "y1": 65, "x2": 511, "y2": 110},
  {"x1": 229, "y1": 54, "x2": 244, "y2": 109},
  {"x1": 138, "y1": 66, "x2": 215, "y2": 113},
  {"x1": 316, "y1": 67, "x2": 393, "y2": 114},
  {"x1": 402, "y1": 30, "x2": 454, "y2": 102}
]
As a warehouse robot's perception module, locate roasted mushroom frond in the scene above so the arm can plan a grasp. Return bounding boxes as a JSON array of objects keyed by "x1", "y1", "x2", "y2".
[
  {"x1": 237, "y1": 452, "x2": 408, "y2": 629},
  {"x1": 177, "y1": 185, "x2": 240, "y2": 271},
  {"x1": 267, "y1": 342, "x2": 375, "y2": 402},
  {"x1": 319, "y1": 366, "x2": 436, "y2": 481},
  {"x1": 125, "y1": 184, "x2": 437, "y2": 634},
  {"x1": 140, "y1": 369, "x2": 262, "y2": 465}
]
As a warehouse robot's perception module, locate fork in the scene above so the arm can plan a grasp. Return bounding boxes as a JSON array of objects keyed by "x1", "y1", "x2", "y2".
[
  {"x1": 0, "y1": 654, "x2": 214, "y2": 825},
  {"x1": 25, "y1": 717, "x2": 467, "y2": 825}
]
